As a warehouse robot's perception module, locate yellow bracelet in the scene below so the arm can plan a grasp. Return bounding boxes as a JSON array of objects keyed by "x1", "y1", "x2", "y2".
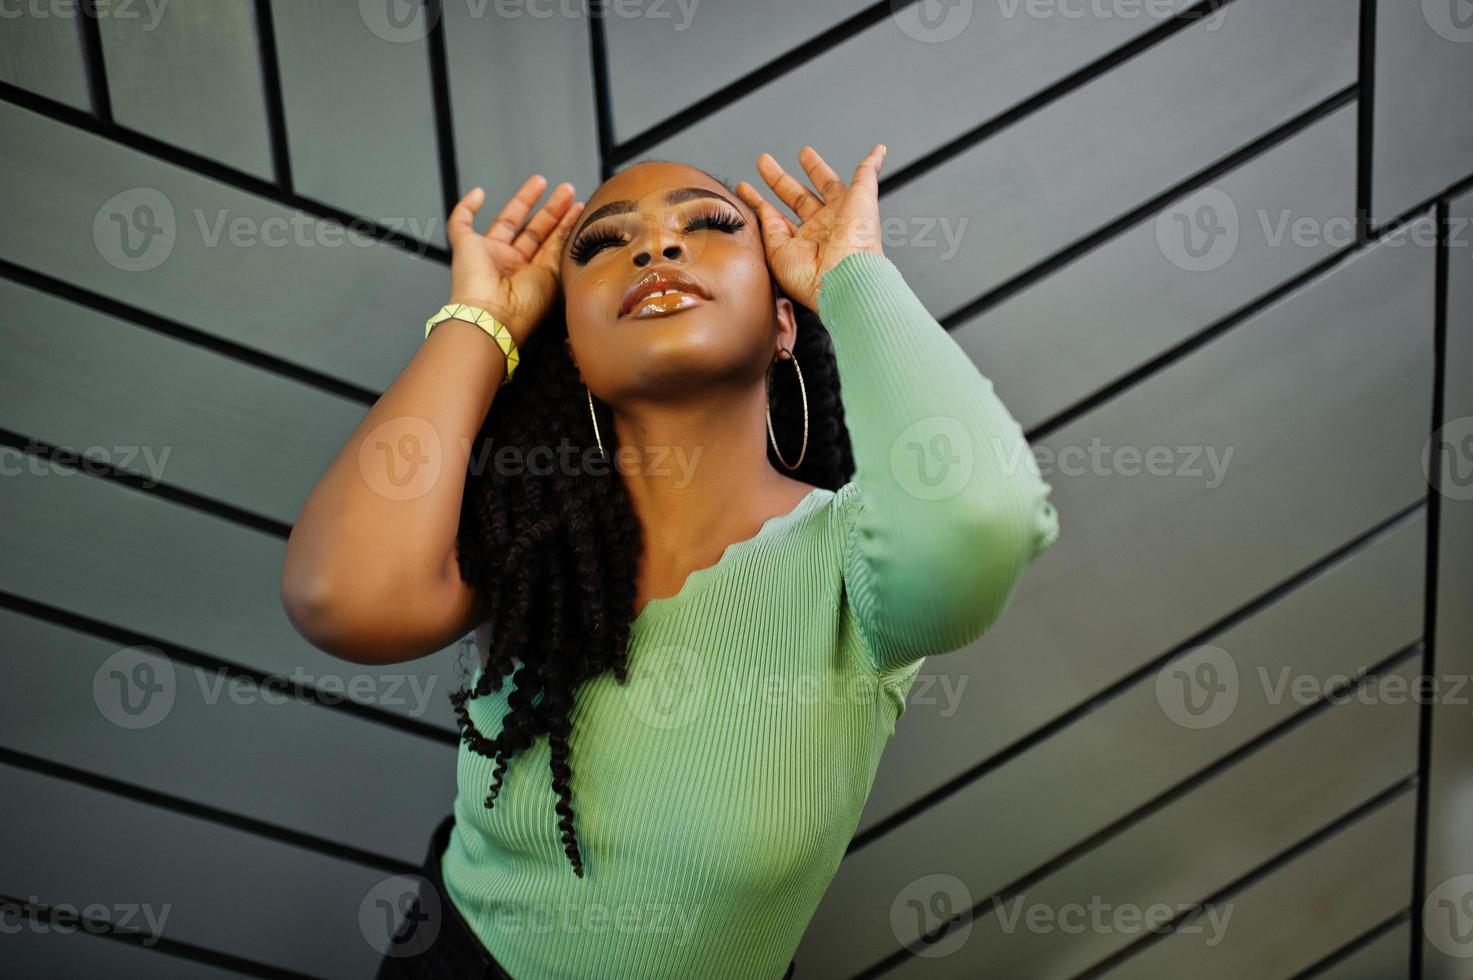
[{"x1": 424, "y1": 303, "x2": 520, "y2": 385}]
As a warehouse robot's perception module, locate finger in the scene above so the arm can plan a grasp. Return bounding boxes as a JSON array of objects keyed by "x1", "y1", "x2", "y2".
[
  {"x1": 735, "y1": 180, "x2": 795, "y2": 252},
  {"x1": 511, "y1": 181, "x2": 576, "y2": 261},
  {"x1": 798, "y1": 146, "x2": 848, "y2": 204},
  {"x1": 484, "y1": 174, "x2": 549, "y2": 245},
  {"x1": 448, "y1": 186, "x2": 485, "y2": 247},
  {"x1": 756, "y1": 152, "x2": 824, "y2": 222},
  {"x1": 735, "y1": 179, "x2": 792, "y2": 235},
  {"x1": 850, "y1": 143, "x2": 886, "y2": 197},
  {"x1": 532, "y1": 199, "x2": 586, "y2": 273}
]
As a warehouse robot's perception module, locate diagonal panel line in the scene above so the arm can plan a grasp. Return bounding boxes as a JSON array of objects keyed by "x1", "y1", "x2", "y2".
[
  {"x1": 1288, "y1": 908, "x2": 1410, "y2": 980},
  {"x1": 0, "y1": 428, "x2": 291, "y2": 540},
  {"x1": 0, "y1": 257, "x2": 380, "y2": 406},
  {"x1": 0, "y1": 82, "x2": 449, "y2": 263},
  {"x1": 0, "y1": 591, "x2": 461, "y2": 747},
  {"x1": 1071, "y1": 778, "x2": 1418, "y2": 979},
  {"x1": 0, "y1": 890, "x2": 325, "y2": 980},
  {"x1": 937, "y1": 84, "x2": 1359, "y2": 331},
  {"x1": 0, "y1": 748, "x2": 420, "y2": 878},
  {"x1": 856, "y1": 643, "x2": 1421, "y2": 976},
  {"x1": 848, "y1": 499, "x2": 1427, "y2": 852}
]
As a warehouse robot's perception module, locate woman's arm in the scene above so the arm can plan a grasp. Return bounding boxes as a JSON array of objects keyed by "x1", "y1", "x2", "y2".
[
  {"x1": 818, "y1": 250, "x2": 1059, "y2": 676},
  {"x1": 280, "y1": 178, "x2": 584, "y2": 665},
  {"x1": 279, "y1": 319, "x2": 501, "y2": 665}
]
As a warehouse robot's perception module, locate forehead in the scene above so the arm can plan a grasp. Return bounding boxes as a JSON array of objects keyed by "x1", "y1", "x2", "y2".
[{"x1": 585, "y1": 162, "x2": 728, "y2": 212}]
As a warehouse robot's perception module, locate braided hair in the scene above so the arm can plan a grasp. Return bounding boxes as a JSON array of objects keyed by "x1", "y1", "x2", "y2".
[{"x1": 448, "y1": 169, "x2": 856, "y2": 877}]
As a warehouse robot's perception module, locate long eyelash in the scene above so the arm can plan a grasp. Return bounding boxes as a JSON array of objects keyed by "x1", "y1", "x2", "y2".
[
  {"x1": 568, "y1": 204, "x2": 748, "y2": 264},
  {"x1": 569, "y1": 228, "x2": 628, "y2": 265},
  {"x1": 684, "y1": 204, "x2": 747, "y2": 234}
]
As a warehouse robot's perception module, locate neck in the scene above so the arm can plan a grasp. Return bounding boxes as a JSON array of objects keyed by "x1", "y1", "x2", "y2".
[{"x1": 609, "y1": 383, "x2": 807, "y2": 565}]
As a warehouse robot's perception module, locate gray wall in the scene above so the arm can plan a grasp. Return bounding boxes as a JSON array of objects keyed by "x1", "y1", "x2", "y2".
[{"x1": 0, "y1": 1, "x2": 1469, "y2": 977}]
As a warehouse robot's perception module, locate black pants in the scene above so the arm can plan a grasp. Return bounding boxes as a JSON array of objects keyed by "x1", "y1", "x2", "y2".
[
  {"x1": 375, "y1": 815, "x2": 798, "y2": 979},
  {"x1": 373, "y1": 814, "x2": 514, "y2": 980}
]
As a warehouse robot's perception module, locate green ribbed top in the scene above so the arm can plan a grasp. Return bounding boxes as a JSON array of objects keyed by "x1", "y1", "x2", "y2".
[{"x1": 439, "y1": 251, "x2": 1060, "y2": 978}]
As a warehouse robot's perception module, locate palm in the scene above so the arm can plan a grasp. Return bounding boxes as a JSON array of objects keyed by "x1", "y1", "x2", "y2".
[
  {"x1": 446, "y1": 176, "x2": 585, "y2": 345},
  {"x1": 735, "y1": 144, "x2": 887, "y2": 311}
]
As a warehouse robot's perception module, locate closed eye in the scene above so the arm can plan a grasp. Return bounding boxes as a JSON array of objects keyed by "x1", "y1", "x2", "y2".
[{"x1": 568, "y1": 204, "x2": 748, "y2": 265}]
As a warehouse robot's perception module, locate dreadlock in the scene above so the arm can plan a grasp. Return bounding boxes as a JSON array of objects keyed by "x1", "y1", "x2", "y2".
[{"x1": 448, "y1": 168, "x2": 856, "y2": 877}]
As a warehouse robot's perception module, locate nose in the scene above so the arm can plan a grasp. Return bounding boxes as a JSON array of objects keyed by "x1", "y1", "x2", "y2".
[{"x1": 629, "y1": 212, "x2": 686, "y2": 267}]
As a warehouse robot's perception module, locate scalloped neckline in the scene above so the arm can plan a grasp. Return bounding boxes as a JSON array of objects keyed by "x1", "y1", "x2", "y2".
[{"x1": 629, "y1": 486, "x2": 829, "y2": 631}]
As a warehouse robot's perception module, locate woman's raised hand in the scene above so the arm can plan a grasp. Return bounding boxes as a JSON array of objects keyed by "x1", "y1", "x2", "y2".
[
  {"x1": 446, "y1": 175, "x2": 585, "y2": 345},
  {"x1": 734, "y1": 144, "x2": 888, "y2": 312}
]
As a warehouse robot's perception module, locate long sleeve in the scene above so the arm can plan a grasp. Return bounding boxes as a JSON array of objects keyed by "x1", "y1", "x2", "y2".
[{"x1": 819, "y1": 251, "x2": 1060, "y2": 676}]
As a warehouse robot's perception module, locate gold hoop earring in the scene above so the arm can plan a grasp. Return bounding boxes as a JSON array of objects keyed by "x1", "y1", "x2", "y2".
[
  {"x1": 766, "y1": 346, "x2": 808, "y2": 471},
  {"x1": 587, "y1": 384, "x2": 607, "y2": 461}
]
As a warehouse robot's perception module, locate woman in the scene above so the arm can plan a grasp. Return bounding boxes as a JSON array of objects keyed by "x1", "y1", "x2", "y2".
[{"x1": 281, "y1": 144, "x2": 1059, "y2": 978}]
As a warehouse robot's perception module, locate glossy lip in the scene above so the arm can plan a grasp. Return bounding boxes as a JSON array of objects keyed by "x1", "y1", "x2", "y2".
[{"x1": 619, "y1": 267, "x2": 711, "y2": 318}]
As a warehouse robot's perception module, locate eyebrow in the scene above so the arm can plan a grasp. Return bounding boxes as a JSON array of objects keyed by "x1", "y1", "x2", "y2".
[{"x1": 566, "y1": 187, "x2": 741, "y2": 254}]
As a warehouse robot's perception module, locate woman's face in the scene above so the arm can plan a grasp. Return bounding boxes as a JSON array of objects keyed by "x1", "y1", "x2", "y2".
[{"x1": 559, "y1": 162, "x2": 795, "y2": 401}]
